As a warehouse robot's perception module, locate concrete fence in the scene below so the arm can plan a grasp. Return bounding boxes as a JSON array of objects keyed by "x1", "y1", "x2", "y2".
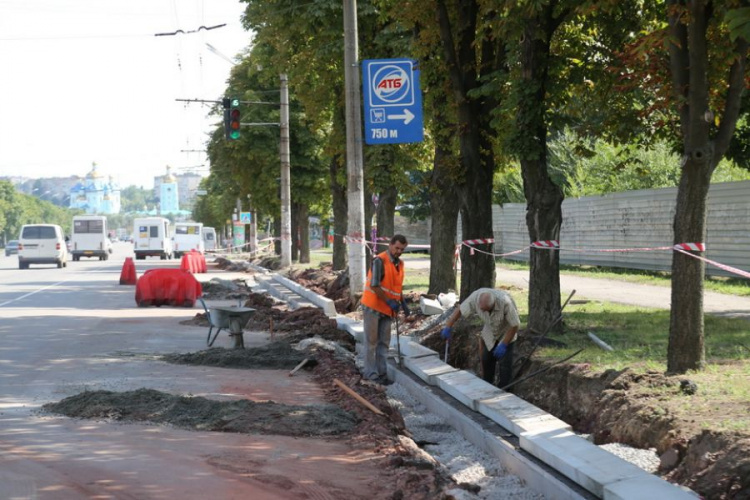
[{"x1": 457, "y1": 180, "x2": 750, "y2": 278}]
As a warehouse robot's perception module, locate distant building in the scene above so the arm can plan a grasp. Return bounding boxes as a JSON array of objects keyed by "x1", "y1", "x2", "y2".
[
  {"x1": 158, "y1": 166, "x2": 180, "y2": 214},
  {"x1": 69, "y1": 163, "x2": 121, "y2": 214},
  {"x1": 153, "y1": 170, "x2": 203, "y2": 210}
]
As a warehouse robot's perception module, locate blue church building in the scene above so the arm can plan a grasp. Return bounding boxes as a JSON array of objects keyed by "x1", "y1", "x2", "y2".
[{"x1": 69, "y1": 163, "x2": 121, "y2": 214}]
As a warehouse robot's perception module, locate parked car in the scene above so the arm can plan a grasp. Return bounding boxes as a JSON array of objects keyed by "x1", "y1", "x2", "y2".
[{"x1": 4, "y1": 240, "x2": 19, "y2": 256}]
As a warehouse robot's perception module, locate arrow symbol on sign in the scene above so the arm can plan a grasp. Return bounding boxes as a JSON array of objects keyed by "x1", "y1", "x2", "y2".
[{"x1": 387, "y1": 109, "x2": 415, "y2": 125}]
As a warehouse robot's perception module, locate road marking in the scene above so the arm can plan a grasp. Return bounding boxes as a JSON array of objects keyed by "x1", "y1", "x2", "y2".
[
  {"x1": 0, "y1": 262, "x2": 113, "y2": 308},
  {"x1": 0, "y1": 279, "x2": 71, "y2": 308}
]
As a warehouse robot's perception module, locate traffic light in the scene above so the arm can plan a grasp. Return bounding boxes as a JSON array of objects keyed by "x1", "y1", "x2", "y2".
[{"x1": 223, "y1": 97, "x2": 241, "y2": 140}]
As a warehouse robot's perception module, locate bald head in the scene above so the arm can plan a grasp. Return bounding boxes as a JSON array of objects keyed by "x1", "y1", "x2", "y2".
[{"x1": 478, "y1": 292, "x2": 495, "y2": 312}]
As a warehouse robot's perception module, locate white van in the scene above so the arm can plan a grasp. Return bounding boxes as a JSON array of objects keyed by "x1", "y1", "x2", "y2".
[
  {"x1": 133, "y1": 217, "x2": 173, "y2": 260},
  {"x1": 71, "y1": 215, "x2": 111, "y2": 261},
  {"x1": 202, "y1": 226, "x2": 217, "y2": 251},
  {"x1": 17, "y1": 224, "x2": 68, "y2": 269},
  {"x1": 172, "y1": 222, "x2": 204, "y2": 258}
]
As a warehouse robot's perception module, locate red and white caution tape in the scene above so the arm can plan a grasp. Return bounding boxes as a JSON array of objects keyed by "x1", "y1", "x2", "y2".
[
  {"x1": 674, "y1": 242, "x2": 706, "y2": 252},
  {"x1": 674, "y1": 247, "x2": 750, "y2": 280},
  {"x1": 531, "y1": 240, "x2": 560, "y2": 249},
  {"x1": 462, "y1": 238, "x2": 494, "y2": 246}
]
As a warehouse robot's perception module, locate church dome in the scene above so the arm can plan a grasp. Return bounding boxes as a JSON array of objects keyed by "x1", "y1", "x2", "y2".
[
  {"x1": 162, "y1": 165, "x2": 177, "y2": 183},
  {"x1": 86, "y1": 162, "x2": 102, "y2": 179}
]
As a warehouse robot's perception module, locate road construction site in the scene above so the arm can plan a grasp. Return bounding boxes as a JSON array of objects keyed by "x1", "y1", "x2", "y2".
[{"x1": 0, "y1": 246, "x2": 733, "y2": 498}]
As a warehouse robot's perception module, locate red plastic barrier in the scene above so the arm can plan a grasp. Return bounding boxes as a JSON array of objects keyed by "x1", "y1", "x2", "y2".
[
  {"x1": 135, "y1": 269, "x2": 202, "y2": 307},
  {"x1": 119, "y1": 257, "x2": 137, "y2": 285},
  {"x1": 180, "y1": 251, "x2": 207, "y2": 274}
]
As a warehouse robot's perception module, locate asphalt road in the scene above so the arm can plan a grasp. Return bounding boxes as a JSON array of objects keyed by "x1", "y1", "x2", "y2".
[{"x1": 0, "y1": 244, "x2": 388, "y2": 499}]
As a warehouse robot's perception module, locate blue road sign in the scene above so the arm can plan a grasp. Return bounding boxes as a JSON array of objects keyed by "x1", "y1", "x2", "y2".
[
  {"x1": 362, "y1": 58, "x2": 424, "y2": 145},
  {"x1": 239, "y1": 212, "x2": 252, "y2": 223}
]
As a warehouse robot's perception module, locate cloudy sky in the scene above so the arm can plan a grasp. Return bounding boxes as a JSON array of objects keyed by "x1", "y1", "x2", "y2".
[{"x1": 0, "y1": 0, "x2": 251, "y2": 188}]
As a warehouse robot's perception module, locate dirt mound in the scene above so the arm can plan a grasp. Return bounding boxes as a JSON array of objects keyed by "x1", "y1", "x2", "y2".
[
  {"x1": 162, "y1": 342, "x2": 311, "y2": 370},
  {"x1": 200, "y1": 279, "x2": 252, "y2": 301},
  {"x1": 311, "y1": 348, "x2": 453, "y2": 498},
  {"x1": 288, "y1": 265, "x2": 355, "y2": 313},
  {"x1": 42, "y1": 388, "x2": 357, "y2": 437},
  {"x1": 242, "y1": 293, "x2": 356, "y2": 351},
  {"x1": 666, "y1": 430, "x2": 750, "y2": 498},
  {"x1": 180, "y1": 312, "x2": 210, "y2": 327}
]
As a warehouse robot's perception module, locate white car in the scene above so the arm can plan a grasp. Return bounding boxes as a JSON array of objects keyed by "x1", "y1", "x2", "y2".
[{"x1": 18, "y1": 224, "x2": 68, "y2": 269}]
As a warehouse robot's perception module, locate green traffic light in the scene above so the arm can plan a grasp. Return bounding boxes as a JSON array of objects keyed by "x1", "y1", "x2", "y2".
[{"x1": 230, "y1": 130, "x2": 240, "y2": 140}]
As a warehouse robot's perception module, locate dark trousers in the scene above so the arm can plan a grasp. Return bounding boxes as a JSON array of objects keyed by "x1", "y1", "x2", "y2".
[{"x1": 481, "y1": 340, "x2": 515, "y2": 388}]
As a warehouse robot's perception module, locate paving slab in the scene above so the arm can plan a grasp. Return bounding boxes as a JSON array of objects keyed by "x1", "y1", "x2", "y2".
[
  {"x1": 404, "y1": 354, "x2": 459, "y2": 385},
  {"x1": 477, "y1": 392, "x2": 571, "y2": 437},
  {"x1": 272, "y1": 274, "x2": 337, "y2": 317},
  {"x1": 435, "y1": 370, "x2": 505, "y2": 411},
  {"x1": 520, "y1": 428, "x2": 654, "y2": 498},
  {"x1": 335, "y1": 316, "x2": 363, "y2": 343},
  {"x1": 603, "y1": 474, "x2": 698, "y2": 500}
]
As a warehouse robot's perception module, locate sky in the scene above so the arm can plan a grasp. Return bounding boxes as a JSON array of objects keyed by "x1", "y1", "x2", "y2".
[{"x1": 0, "y1": 0, "x2": 251, "y2": 189}]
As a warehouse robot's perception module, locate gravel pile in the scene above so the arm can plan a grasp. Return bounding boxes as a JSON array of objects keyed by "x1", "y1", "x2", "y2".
[{"x1": 597, "y1": 442, "x2": 660, "y2": 473}]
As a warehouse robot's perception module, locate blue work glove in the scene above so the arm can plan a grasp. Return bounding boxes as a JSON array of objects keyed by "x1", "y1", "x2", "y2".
[
  {"x1": 441, "y1": 326, "x2": 452, "y2": 340},
  {"x1": 386, "y1": 299, "x2": 400, "y2": 313},
  {"x1": 401, "y1": 298, "x2": 410, "y2": 316},
  {"x1": 493, "y1": 342, "x2": 508, "y2": 359}
]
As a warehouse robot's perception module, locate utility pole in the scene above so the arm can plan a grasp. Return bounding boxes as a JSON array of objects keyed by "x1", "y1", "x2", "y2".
[
  {"x1": 280, "y1": 74, "x2": 292, "y2": 267},
  {"x1": 343, "y1": 0, "x2": 365, "y2": 297}
]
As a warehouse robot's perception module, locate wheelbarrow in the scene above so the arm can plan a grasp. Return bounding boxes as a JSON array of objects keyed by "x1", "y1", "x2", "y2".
[{"x1": 209, "y1": 306, "x2": 256, "y2": 349}]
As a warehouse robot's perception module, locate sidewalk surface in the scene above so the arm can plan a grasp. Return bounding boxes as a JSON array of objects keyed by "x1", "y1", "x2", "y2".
[{"x1": 405, "y1": 257, "x2": 750, "y2": 320}]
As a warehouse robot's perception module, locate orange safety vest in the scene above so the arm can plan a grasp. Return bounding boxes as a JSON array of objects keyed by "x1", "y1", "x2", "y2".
[{"x1": 361, "y1": 251, "x2": 405, "y2": 316}]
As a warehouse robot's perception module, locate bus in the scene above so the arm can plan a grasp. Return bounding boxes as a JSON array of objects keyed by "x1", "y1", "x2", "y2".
[{"x1": 71, "y1": 215, "x2": 111, "y2": 261}]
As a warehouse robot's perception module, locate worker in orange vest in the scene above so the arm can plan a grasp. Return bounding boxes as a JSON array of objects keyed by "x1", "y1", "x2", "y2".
[{"x1": 360, "y1": 234, "x2": 410, "y2": 385}]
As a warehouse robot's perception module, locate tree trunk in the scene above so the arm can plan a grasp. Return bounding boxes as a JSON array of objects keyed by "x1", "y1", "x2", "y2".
[
  {"x1": 456, "y1": 95, "x2": 495, "y2": 299},
  {"x1": 299, "y1": 203, "x2": 310, "y2": 264},
  {"x1": 668, "y1": 159, "x2": 711, "y2": 372},
  {"x1": 291, "y1": 202, "x2": 299, "y2": 262},
  {"x1": 435, "y1": 0, "x2": 500, "y2": 300},
  {"x1": 376, "y1": 185, "x2": 397, "y2": 253},
  {"x1": 665, "y1": 2, "x2": 746, "y2": 372},
  {"x1": 330, "y1": 155, "x2": 348, "y2": 270},
  {"x1": 428, "y1": 144, "x2": 459, "y2": 294},
  {"x1": 517, "y1": 14, "x2": 564, "y2": 333}
]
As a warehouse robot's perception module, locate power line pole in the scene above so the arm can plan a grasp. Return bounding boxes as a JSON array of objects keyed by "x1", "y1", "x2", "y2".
[
  {"x1": 280, "y1": 74, "x2": 292, "y2": 267},
  {"x1": 343, "y1": 0, "x2": 365, "y2": 297}
]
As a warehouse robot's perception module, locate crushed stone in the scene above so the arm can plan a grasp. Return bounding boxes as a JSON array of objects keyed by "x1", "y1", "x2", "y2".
[{"x1": 385, "y1": 384, "x2": 545, "y2": 499}]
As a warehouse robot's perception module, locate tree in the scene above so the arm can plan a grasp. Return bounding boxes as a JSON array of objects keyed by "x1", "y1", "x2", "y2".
[
  {"x1": 665, "y1": 1, "x2": 748, "y2": 372},
  {"x1": 432, "y1": 0, "x2": 505, "y2": 299}
]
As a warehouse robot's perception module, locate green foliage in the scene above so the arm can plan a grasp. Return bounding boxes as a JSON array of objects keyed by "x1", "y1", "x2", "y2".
[
  {"x1": 120, "y1": 185, "x2": 157, "y2": 213},
  {"x1": 724, "y1": 6, "x2": 750, "y2": 42},
  {"x1": 0, "y1": 180, "x2": 76, "y2": 240}
]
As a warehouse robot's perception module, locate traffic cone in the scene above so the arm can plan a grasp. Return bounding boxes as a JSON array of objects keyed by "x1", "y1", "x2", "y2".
[{"x1": 119, "y1": 257, "x2": 137, "y2": 285}]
